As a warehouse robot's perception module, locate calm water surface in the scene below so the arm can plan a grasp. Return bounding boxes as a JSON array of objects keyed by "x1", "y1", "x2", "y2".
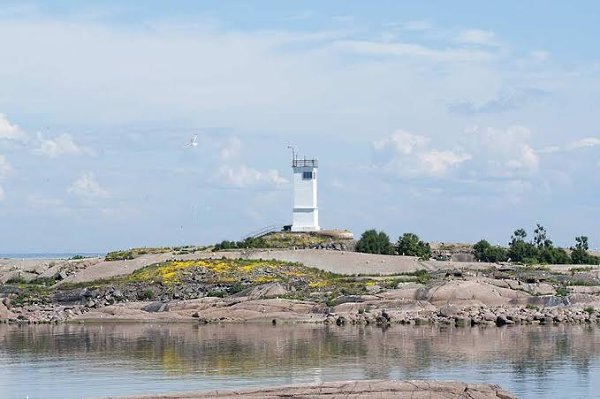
[{"x1": 0, "y1": 323, "x2": 599, "y2": 398}]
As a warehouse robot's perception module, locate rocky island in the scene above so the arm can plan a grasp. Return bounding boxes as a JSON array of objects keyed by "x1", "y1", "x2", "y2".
[{"x1": 1, "y1": 232, "x2": 599, "y2": 328}]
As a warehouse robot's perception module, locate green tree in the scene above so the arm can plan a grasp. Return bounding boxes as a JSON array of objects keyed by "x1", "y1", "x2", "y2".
[
  {"x1": 571, "y1": 236, "x2": 599, "y2": 265},
  {"x1": 539, "y1": 246, "x2": 571, "y2": 264},
  {"x1": 508, "y1": 228, "x2": 538, "y2": 263},
  {"x1": 396, "y1": 233, "x2": 431, "y2": 260},
  {"x1": 355, "y1": 229, "x2": 394, "y2": 255},
  {"x1": 473, "y1": 239, "x2": 508, "y2": 263},
  {"x1": 473, "y1": 240, "x2": 491, "y2": 261},
  {"x1": 533, "y1": 224, "x2": 553, "y2": 249}
]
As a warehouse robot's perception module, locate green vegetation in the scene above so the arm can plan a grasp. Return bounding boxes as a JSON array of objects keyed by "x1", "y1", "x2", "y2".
[
  {"x1": 473, "y1": 240, "x2": 508, "y2": 263},
  {"x1": 213, "y1": 232, "x2": 351, "y2": 251},
  {"x1": 571, "y1": 236, "x2": 599, "y2": 265},
  {"x1": 396, "y1": 233, "x2": 431, "y2": 260},
  {"x1": 584, "y1": 306, "x2": 595, "y2": 315},
  {"x1": 556, "y1": 286, "x2": 570, "y2": 297},
  {"x1": 355, "y1": 229, "x2": 432, "y2": 260},
  {"x1": 355, "y1": 229, "x2": 394, "y2": 255},
  {"x1": 105, "y1": 247, "x2": 172, "y2": 261},
  {"x1": 474, "y1": 224, "x2": 599, "y2": 265},
  {"x1": 413, "y1": 269, "x2": 431, "y2": 284}
]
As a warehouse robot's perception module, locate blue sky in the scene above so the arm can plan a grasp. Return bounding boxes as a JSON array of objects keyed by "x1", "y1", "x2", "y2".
[{"x1": 0, "y1": 1, "x2": 598, "y2": 252}]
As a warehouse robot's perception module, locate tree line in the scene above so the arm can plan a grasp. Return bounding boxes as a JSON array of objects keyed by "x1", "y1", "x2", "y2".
[
  {"x1": 355, "y1": 224, "x2": 599, "y2": 265},
  {"x1": 473, "y1": 224, "x2": 599, "y2": 265},
  {"x1": 355, "y1": 230, "x2": 432, "y2": 259}
]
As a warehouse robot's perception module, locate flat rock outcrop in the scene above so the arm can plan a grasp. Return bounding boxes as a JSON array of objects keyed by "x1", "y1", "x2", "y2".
[
  {"x1": 417, "y1": 279, "x2": 531, "y2": 307},
  {"x1": 115, "y1": 380, "x2": 515, "y2": 399}
]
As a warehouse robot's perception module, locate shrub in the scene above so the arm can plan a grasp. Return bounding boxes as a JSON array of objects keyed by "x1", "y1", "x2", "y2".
[
  {"x1": 396, "y1": 233, "x2": 431, "y2": 260},
  {"x1": 584, "y1": 306, "x2": 595, "y2": 315},
  {"x1": 355, "y1": 229, "x2": 394, "y2": 255},
  {"x1": 139, "y1": 289, "x2": 155, "y2": 300},
  {"x1": 473, "y1": 240, "x2": 508, "y2": 262},
  {"x1": 414, "y1": 269, "x2": 431, "y2": 284}
]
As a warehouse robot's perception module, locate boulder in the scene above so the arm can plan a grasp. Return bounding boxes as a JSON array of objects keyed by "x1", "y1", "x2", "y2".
[
  {"x1": 419, "y1": 279, "x2": 531, "y2": 307},
  {"x1": 0, "y1": 301, "x2": 15, "y2": 319},
  {"x1": 142, "y1": 302, "x2": 170, "y2": 313}
]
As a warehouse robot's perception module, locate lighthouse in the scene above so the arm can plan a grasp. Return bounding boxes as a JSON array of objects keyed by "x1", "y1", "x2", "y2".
[{"x1": 291, "y1": 153, "x2": 320, "y2": 232}]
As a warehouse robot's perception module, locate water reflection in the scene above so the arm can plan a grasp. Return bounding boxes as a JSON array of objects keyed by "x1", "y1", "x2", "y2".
[{"x1": 0, "y1": 323, "x2": 599, "y2": 398}]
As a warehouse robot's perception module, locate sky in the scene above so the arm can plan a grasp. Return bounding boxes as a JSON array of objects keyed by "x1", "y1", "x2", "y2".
[{"x1": 0, "y1": 1, "x2": 599, "y2": 252}]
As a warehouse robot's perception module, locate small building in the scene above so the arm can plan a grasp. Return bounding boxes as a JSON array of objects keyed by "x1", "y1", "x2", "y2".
[{"x1": 291, "y1": 157, "x2": 320, "y2": 232}]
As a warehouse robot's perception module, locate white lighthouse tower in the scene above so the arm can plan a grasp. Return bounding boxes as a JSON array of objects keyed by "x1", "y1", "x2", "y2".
[{"x1": 290, "y1": 151, "x2": 320, "y2": 232}]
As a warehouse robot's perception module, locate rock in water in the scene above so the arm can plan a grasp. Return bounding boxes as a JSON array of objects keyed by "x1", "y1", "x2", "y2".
[{"x1": 113, "y1": 379, "x2": 516, "y2": 398}]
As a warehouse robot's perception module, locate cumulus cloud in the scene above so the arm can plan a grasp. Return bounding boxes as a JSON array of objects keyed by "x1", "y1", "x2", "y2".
[
  {"x1": 34, "y1": 133, "x2": 92, "y2": 158},
  {"x1": 462, "y1": 125, "x2": 539, "y2": 177},
  {"x1": 213, "y1": 136, "x2": 288, "y2": 188},
  {"x1": 456, "y1": 29, "x2": 498, "y2": 46},
  {"x1": 418, "y1": 150, "x2": 472, "y2": 175},
  {"x1": 0, "y1": 113, "x2": 28, "y2": 142},
  {"x1": 219, "y1": 137, "x2": 242, "y2": 161},
  {"x1": 216, "y1": 165, "x2": 288, "y2": 188},
  {"x1": 373, "y1": 130, "x2": 470, "y2": 178},
  {"x1": 373, "y1": 125, "x2": 546, "y2": 180},
  {"x1": 373, "y1": 130, "x2": 430, "y2": 155},
  {"x1": 68, "y1": 172, "x2": 109, "y2": 199}
]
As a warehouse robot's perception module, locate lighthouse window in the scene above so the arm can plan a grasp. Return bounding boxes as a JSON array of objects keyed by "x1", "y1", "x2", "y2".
[{"x1": 302, "y1": 171, "x2": 313, "y2": 180}]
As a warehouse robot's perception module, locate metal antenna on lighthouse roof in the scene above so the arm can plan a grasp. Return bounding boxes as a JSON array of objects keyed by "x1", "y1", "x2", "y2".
[{"x1": 287, "y1": 145, "x2": 297, "y2": 163}]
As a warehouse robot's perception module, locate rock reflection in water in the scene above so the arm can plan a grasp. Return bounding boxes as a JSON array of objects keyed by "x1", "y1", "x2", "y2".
[{"x1": 0, "y1": 324, "x2": 599, "y2": 398}]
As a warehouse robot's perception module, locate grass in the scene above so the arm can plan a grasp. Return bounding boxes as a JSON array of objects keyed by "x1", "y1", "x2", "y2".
[
  {"x1": 571, "y1": 266, "x2": 595, "y2": 274},
  {"x1": 105, "y1": 247, "x2": 172, "y2": 261},
  {"x1": 109, "y1": 258, "x2": 374, "y2": 297}
]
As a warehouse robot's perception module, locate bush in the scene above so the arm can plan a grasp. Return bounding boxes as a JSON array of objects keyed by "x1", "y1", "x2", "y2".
[
  {"x1": 355, "y1": 229, "x2": 394, "y2": 255},
  {"x1": 473, "y1": 240, "x2": 508, "y2": 263},
  {"x1": 396, "y1": 233, "x2": 431, "y2": 260},
  {"x1": 139, "y1": 289, "x2": 155, "y2": 300}
]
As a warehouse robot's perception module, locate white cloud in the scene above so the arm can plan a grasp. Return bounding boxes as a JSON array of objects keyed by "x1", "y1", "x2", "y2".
[
  {"x1": 336, "y1": 40, "x2": 494, "y2": 62},
  {"x1": 373, "y1": 130, "x2": 470, "y2": 178},
  {"x1": 0, "y1": 113, "x2": 28, "y2": 142},
  {"x1": 213, "y1": 136, "x2": 288, "y2": 188},
  {"x1": 219, "y1": 136, "x2": 242, "y2": 161},
  {"x1": 0, "y1": 155, "x2": 12, "y2": 202},
  {"x1": 68, "y1": 172, "x2": 109, "y2": 199},
  {"x1": 373, "y1": 130, "x2": 429, "y2": 155},
  {"x1": 456, "y1": 29, "x2": 498, "y2": 46},
  {"x1": 418, "y1": 150, "x2": 472, "y2": 175},
  {"x1": 566, "y1": 137, "x2": 600, "y2": 150},
  {"x1": 0, "y1": 155, "x2": 11, "y2": 180},
  {"x1": 462, "y1": 125, "x2": 539, "y2": 177},
  {"x1": 34, "y1": 133, "x2": 92, "y2": 158},
  {"x1": 538, "y1": 136, "x2": 600, "y2": 154},
  {"x1": 216, "y1": 165, "x2": 288, "y2": 188}
]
